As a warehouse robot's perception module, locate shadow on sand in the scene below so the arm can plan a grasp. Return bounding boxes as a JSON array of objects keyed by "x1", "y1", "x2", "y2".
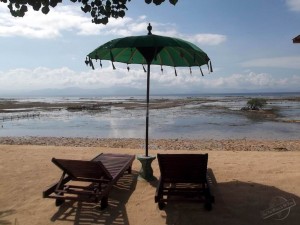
[
  {"x1": 47, "y1": 168, "x2": 299, "y2": 225},
  {"x1": 50, "y1": 171, "x2": 138, "y2": 225},
  {"x1": 159, "y1": 168, "x2": 299, "y2": 225},
  {"x1": 0, "y1": 210, "x2": 16, "y2": 225}
]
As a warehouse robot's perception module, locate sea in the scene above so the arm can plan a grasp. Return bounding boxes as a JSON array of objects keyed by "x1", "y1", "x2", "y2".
[{"x1": 0, "y1": 92, "x2": 299, "y2": 140}]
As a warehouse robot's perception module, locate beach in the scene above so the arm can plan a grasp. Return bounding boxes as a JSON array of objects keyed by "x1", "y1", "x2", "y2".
[
  {"x1": 0, "y1": 138, "x2": 300, "y2": 225},
  {"x1": 1, "y1": 94, "x2": 299, "y2": 224}
]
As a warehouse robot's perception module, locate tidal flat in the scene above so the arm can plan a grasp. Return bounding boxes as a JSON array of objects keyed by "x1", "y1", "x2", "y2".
[{"x1": 0, "y1": 94, "x2": 299, "y2": 140}]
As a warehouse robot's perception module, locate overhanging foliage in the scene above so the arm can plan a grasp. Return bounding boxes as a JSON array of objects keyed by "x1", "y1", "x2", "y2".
[{"x1": 1, "y1": 0, "x2": 178, "y2": 24}]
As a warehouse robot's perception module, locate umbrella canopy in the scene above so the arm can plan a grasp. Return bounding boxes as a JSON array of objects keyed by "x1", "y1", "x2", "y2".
[
  {"x1": 87, "y1": 24, "x2": 212, "y2": 73},
  {"x1": 88, "y1": 35, "x2": 211, "y2": 69},
  {"x1": 86, "y1": 24, "x2": 212, "y2": 157}
]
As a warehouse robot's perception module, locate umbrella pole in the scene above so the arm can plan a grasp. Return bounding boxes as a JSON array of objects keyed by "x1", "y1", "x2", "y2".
[
  {"x1": 137, "y1": 62, "x2": 155, "y2": 181},
  {"x1": 145, "y1": 63, "x2": 150, "y2": 157}
]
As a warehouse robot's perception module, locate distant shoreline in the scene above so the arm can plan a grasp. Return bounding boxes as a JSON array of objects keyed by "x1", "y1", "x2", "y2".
[
  {"x1": 0, "y1": 90, "x2": 299, "y2": 98},
  {"x1": 0, "y1": 94, "x2": 299, "y2": 112}
]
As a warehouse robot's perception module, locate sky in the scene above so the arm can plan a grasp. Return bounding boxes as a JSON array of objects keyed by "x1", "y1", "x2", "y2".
[{"x1": 0, "y1": 0, "x2": 300, "y2": 96}]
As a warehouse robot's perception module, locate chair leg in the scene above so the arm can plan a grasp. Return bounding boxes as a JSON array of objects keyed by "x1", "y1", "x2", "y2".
[
  {"x1": 204, "y1": 188, "x2": 213, "y2": 211},
  {"x1": 55, "y1": 198, "x2": 65, "y2": 207},
  {"x1": 100, "y1": 196, "x2": 108, "y2": 210},
  {"x1": 158, "y1": 201, "x2": 165, "y2": 210},
  {"x1": 204, "y1": 202, "x2": 212, "y2": 211},
  {"x1": 127, "y1": 166, "x2": 132, "y2": 174}
]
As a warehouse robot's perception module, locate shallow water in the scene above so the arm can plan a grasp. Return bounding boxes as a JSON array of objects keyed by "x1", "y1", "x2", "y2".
[{"x1": 0, "y1": 93, "x2": 299, "y2": 140}]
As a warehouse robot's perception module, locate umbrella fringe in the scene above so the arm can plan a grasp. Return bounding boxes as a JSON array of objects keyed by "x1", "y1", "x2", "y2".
[
  {"x1": 109, "y1": 50, "x2": 116, "y2": 69},
  {"x1": 200, "y1": 67, "x2": 204, "y2": 76},
  {"x1": 209, "y1": 61, "x2": 213, "y2": 73},
  {"x1": 89, "y1": 58, "x2": 95, "y2": 70},
  {"x1": 110, "y1": 50, "x2": 115, "y2": 62},
  {"x1": 112, "y1": 61, "x2": 116, "y2": 70},
  {"x1": 142, "y1": 64, "x2": 147, "y2": 72},
  {"x1": 85, "y1": 57, "x2": 89, "y2": 66}
]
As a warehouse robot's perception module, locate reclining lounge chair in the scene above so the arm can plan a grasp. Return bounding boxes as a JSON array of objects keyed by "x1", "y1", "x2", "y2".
[
  {"x1": 155, "y1": 153, "x2": 214, "y2": 210},
  {"x1": 43, "y1": 153, "x2": 135, "y2": 210}
]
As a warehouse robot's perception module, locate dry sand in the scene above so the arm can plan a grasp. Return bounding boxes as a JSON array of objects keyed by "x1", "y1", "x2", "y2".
[{"x1": 0, "y1": 140, "x2": 300, "y2": 225}]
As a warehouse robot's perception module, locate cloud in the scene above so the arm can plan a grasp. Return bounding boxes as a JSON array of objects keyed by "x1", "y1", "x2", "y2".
[
  {"x1": 286, "y1": 0, "x2": 300, "y2": 11},
  {"x1": 241, "y1": 56, "x2": 300, "y2": 69},
  {"x1": 184, "y1": 34, "x2": 227, "y2": 46},
  {"x1": 0, "y1": 4, "x2": 98, "y2": 39},
  {"x1": 0, "y1": 66, "x2": 149, "y2": 91},
  {"x1": 151, "y1": 23, "x2": 226, "y2": 46},
  {"x1": 0, "y1": 67, "x2": 299, "y2": 94},
  {"x1": 200, "y1": 72, "x2": 300, "y2": 92},
  {"x1": 0, "y1": 5, "x2": 226, "y2": 45}
]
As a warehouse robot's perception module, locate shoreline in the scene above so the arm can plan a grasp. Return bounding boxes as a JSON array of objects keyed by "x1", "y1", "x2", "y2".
[{"x1": 0, "y1": 136, "x2": 299, "y2": 151}]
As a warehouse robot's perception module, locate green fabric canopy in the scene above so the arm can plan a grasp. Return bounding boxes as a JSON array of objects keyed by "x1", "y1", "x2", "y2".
[{"x1": 87, "y1": 34, "x2": 211, "y2": 70}]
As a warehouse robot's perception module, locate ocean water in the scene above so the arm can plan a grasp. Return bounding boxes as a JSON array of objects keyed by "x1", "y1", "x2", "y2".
[{"x1": 0, "y1": 93, "x2": 299, "y2": 140}]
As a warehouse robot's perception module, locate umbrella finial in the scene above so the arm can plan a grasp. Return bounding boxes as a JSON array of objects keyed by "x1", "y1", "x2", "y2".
[{"x1": 147, "y1": 23, "x2": 152, "y2": 35}]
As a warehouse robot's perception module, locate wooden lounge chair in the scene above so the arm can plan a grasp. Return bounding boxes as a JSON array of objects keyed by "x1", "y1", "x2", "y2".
[
  {"x1": 43, "y1": 153, "x2": 135, "y2": 210},
  {"x1": 155, "y1": 153, "x2": 214, "y2": 210}
]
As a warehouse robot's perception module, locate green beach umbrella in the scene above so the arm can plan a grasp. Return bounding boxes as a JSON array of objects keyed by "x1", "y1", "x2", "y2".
[{"x1": 86, "y1": 24, "x2": 212, "y2": 157}]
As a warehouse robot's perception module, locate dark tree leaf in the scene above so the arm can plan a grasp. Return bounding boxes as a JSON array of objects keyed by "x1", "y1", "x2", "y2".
[
  {"x1": 169, "y1": 0, "x2": 177, "y2": 5},
  {"x1": 41, "y1": 5, "x2": 49, "y2": 14},
  {"x1": 118, "y1": 10, "x2": 125, "y2": 17},
  {"x1": 153, "y1": 0, "x2": 164, "y2": 5}
]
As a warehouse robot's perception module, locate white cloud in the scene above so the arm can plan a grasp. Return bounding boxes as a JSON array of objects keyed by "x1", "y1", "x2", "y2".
[
  {"x1": 0, "y1": 67, "x2": 299, "y2": 94},
  {"x1": 185, "y1": 34, "x2": 227, "y2": 46},
  {"x1": 241, "y1": 56, "x2": 300, "y2": 69},
  {"x1": 0, "y1": 5, "x2": 91, "y2": 39},
  {"x1": 0, "y1": 4, "x2": 139, "y2": 38},
  {"x1": 286, "y1": 0, "x2": 300, "y2": 11},
  {"x1": 0, "y1": 66, "x2": 149, "y2": 91},
  {"x1": 0, "y1": 5, "x2": 226, "y2": 45},
  {"x1": 152, "y1": 23, "x2": 226, "y2": 46},
  {"x1": 200, "y1": 72, "x2": 300, "y2": 91}
]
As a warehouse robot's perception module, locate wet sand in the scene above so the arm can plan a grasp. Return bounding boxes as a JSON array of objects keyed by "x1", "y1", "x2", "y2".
[{"x1": 0, "y1": 98, "x2": 208, "y2": 112}]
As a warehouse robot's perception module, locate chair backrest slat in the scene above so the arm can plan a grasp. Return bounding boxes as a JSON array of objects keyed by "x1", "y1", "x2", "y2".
[
  {"x1": 52, "y1": 158, "x2": 113, "y2": 181},
  {"x1": 157, "y1": 154, "x2": 208, "y2": 183}
]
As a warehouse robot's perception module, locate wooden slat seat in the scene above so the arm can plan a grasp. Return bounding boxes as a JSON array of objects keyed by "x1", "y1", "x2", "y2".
[{"x1": 43, "y1": 153, "x2": 135, "y2": 210}]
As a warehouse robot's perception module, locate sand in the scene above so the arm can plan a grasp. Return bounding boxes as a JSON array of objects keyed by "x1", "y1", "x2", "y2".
[{"x1": 0, "y1": 140, "x2": 300, "y2": 225}]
